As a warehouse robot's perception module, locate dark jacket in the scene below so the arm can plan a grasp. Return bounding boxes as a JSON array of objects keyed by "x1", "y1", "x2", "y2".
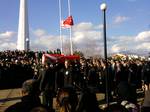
[
  {"x1": 39, "y1": 66, "x2": 56, "y2": 91},
  {"x1": 76, "y1": 88, "x2": 103, "y2": 112},
  {"x1": 63, "y1": 67, "x2": 74, "y2": 87},
  {"x1": 117, "y1": 81, "x2": 137, "y2": 103},
  {"x1": 5, "y1": 95, "x2": 41, "y2": 112},
  {"x1": 142, "y1": 62, "x2": 150, "y2": 84}
]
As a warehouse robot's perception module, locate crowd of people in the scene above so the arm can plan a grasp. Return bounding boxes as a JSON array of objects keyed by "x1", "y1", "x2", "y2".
[
  {"x1": 0, "y1": 50, "x2": 150, "y2": 112},
  {"x1": 0, "y1": 50, "x2": 50, "y2": 89}
]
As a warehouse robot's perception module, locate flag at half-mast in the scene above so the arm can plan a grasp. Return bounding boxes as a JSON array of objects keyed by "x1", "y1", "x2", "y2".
[{"x1": 61, "y1": 15, "x2": 74, "y2": 28}]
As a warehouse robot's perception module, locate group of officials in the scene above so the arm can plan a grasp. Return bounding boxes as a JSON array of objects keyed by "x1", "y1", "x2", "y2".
[
  {"x1": 37, "y1": 57, "x2": 150, "y2": 110},
  {"x1": 38, "y1": 59, "x2": 82, "y2": 110}
]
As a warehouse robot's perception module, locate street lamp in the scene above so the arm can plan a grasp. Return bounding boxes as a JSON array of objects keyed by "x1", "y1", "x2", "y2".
[
  {"x1": 26, "y1": 38, "x2": 30, "y2": 51},
  {"x1": 100, "y1": 3, "x2": 109, "y2": 107}
]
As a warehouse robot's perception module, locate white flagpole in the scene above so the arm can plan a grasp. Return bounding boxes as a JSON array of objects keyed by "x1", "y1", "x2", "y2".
[
  {"x1": 59, "y1": 0, "x2": 63, "y2": 54},
  {"x1": 68, "y1": 0, "x2": 71, "y2": 16},
  {"x1": 68, "y1": 0, "x2": 73, "y2": 55},
  {"x1": 70, "y1": 27, "x2": 73, "y2": 55}
]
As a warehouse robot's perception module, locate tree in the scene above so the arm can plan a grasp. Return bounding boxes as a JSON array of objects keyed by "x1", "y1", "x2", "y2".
[{"x1": 73, "y1": 50, "x2": 84, "y2": 57}]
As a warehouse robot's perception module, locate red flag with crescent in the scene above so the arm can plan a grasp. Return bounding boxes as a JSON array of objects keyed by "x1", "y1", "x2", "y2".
[{"x1": 61, "y1": 16, "x2": 74, "y2": 28}]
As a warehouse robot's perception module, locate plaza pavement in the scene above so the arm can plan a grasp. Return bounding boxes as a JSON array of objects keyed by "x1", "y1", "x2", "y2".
[{"x1": 0, "y1": 89, "x2": 21, "y2": 112}]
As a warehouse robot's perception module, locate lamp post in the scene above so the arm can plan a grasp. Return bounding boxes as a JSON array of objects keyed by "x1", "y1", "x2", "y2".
[{"x1": 100, "y1": 3, "x2": 109, "y2": 107}]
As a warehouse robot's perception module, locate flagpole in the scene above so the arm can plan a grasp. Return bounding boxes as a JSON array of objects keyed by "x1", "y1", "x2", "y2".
[
  {"x1": 70, "y1": 27, "x2": 73, "y2": 55},
  {"x1": 68, "y1": 0, "x2": 71, "y2": 16},
  {"x1": 68, "y1": 0, "x2": 73, "y2": 55},
  {"x1": 59, "y1": 0, "x2": 63, "y2": 54}
]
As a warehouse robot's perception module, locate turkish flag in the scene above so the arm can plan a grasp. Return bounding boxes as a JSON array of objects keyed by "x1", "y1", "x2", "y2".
[{"x1": 61, "y1": 16, "x2": 74, "y2": 28}]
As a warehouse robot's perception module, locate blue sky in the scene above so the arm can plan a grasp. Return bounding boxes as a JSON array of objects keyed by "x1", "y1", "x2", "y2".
[{"x1": 0, "y1": 0, "x2": 150, "y2": 56}]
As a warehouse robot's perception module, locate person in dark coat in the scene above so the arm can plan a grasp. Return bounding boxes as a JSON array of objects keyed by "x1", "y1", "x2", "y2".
[
  {"x1": 63, "y1": 60, "x2": 74, "y2": 87},
  {"x1": 116, "y1": 81, "x2": 137, "y2": 104},
  {"x1": 56, "y1": 86, "x2": 78, "y2": 112},
  {"x1": 55, "y1": 62, "x2": 65, "y2": 90},
  {"x1": 5, "y1": 79, "x2": 41, "y2": 112},
  {"x1": 87, "y1": 63, "x2": 99, "y2": 87},
  {"x1": 142, "y1": 61, "x2": 150, "y2": 91},
  {"x1": 76, "y1": 88, "x2": 103, "y2": 112},
  {"x1": 39, "y1": 62, "x2": 56, "y2": 111}
]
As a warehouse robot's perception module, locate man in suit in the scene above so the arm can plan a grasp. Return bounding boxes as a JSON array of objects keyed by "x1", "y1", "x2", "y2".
[
  {"x1": 39, "y1": 62, "x2": 56, "y2": 111},
  {"x1": 5, "y1": 79, "x2": 41, "y2": 112}
]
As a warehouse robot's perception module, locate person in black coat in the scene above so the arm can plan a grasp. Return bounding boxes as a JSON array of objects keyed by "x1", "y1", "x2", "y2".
[
  {"x1": 87, "y1": 63, "x2": 99, "y2": 87},
  {"x1": 55, "y1": 62, "x2": 65, "y2": 90},
  {"x1": 63, "y1": 60, "x2": 74, "y2": 87},
  {"x1": 116, "y1": 81, "x2": 137, "y2": 104},
  {"x1": 39, "y1": 62, "x2": 56, "y2": 110},
  {"x1": 5, "y1": 79, "x2": 42, "y2": 112},
  {"x1": 76, "y1": 88, "x2": 104, "y2": 112},
  {"x1": 142, "y1": 61, "x2": 150, "y2": 91}
]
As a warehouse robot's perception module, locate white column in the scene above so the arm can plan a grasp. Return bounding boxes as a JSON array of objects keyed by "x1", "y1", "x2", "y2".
[{"x1": 17, "y1": 0, "x2": 29, "y2": 50}]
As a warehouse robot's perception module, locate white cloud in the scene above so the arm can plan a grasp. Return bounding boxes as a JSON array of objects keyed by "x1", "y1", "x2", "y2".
[
  {"x1": 136, "y1": 43, "x2": 150, "y2": 50},
  {"x1": 73, "y1": 31, "x2": 102, "y2": 44},
  {"x1": 31, "y1": 30, "x2": 61, "y2": 50},
  {"x1": 73, "y1": 22, "x2": 94, "y2": 31},
  {"x1": 31, "y1": 22, "x2": 103, "y2": 56},
  {"x1": 0, "y1": 31, "x2": 16, "y2": 40},
  {"x1": 0, "y1": 31, "x2": 17, "y2": 51},
  {"x1": 0, "y1": 24, "x2": 150, "y2": 56},
  {"x1": 0, "y1": 31, "x2": 15, "y2": 37},
  {"x1": 33, "y1": 29, "x2": 46, "y2": 37},
  {"x1": 94, "y1": 24, "x2": 103, "y2": 29},
  {"x1": 109, "y1": 35, "x2": 133, "y2": 43},
  {"x1": 109, "y1": 30, "x2": 150, "y2": 55},
  {"x1": 135, "y1": 30, "x2": 150, "y2": 41},
  {"x1": 114, "y1": 16, "x2": 129, "y2": 24},
  {"x1": 0, "y1": 42, "x2": 16, "y2": 50},
  {"x1": 111, "y1": 44, "x2": 124, "y2": 53},
  {"x1": 72, "y1": 22, "x2": 103, "y2": 56},
  {"x1": 0, "y1": 23, "x2": 103, "y2": 56}
]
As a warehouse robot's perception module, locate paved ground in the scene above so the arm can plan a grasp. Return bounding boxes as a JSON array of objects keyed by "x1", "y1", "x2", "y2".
[
  {"x1": 0, "y1": 89, "x2": 21, "y2": 112},
  {"x1": 0, "y1": 88, "x2": 106, "y2": 112},
  {"x1": 0, "y1": 88, "x2": 144, "y2": 112}
]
